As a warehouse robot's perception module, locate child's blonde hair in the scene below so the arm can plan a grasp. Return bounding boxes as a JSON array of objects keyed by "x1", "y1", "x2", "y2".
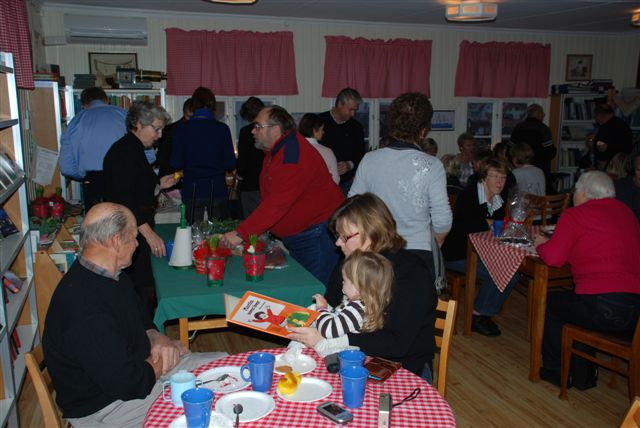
[{"x1": 341, "y1": 250, "x2": 393, "y2": 332}]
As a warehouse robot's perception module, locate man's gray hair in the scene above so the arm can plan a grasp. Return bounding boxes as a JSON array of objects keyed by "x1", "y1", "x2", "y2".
[
  {"x1": 336, "y1": 87, "x2": 363, "y2": 107},
  {"x1": 79, "y1": 206, "x2": 132, "y2": 251},
  {"x1": 574, "y1": 170, "x2": 615, "y2": 200},
  {"x1": 126, "y1": 101, "x2": 171, "y2": 131}
]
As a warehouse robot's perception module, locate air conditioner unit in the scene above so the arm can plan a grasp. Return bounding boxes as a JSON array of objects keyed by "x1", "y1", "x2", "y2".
[{"x1": 64, "y1": 14, "x2": 148, "y2": 45}]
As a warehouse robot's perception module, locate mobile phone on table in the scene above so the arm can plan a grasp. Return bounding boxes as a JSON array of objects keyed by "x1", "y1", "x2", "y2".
[{"x1": 317, "y1": 401, "x2": 354, "y2": 425}]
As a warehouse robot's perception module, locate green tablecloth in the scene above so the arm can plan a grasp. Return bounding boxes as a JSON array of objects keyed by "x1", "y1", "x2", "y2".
[{"x1": 152, "y1": 224, "x2": 324, "y2": 331}]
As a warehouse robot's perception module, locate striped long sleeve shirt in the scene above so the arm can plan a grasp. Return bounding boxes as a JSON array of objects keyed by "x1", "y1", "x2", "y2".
[{"x1": 315, "y1": 297, "x2": 365, "y2": 339}]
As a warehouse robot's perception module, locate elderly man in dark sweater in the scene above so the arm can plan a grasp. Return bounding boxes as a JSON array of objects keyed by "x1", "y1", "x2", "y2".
[{"x1": 43, "y1": 203, "x2": 225, "y2": 427}]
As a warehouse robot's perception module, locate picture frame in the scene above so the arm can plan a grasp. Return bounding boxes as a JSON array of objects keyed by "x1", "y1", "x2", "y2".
[
  {"x1": 88, "y1": 52, "x2": 138, "y2": 87},
  {"x1": 431, "y1": 110, "x2": 455, "y2": 131},
  {"x1": 566, "y1": 54, "x2": 593, "y2": 82}
]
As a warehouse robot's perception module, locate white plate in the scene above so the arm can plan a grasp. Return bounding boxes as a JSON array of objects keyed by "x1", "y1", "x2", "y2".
[
  {"x1": 273, "y1": 354, "x2": 317, "y2": 375},
  {"x1": 276, "y1": 377, "x2": 333, "y2": 403},
  {"x1": 215, "y1": 391, "x2": 275, "y2": 423},
  {"x1": 168, "y1": 412, "x2": 233, "y2": 428},
  {"x1": 197, "y1": 366, "x2": 250, "y2": 393}
]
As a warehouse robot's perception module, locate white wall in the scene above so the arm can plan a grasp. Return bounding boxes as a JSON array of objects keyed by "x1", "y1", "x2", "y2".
[{"x1": 38, "y1": 4, "x2": 640, "y2": 154}]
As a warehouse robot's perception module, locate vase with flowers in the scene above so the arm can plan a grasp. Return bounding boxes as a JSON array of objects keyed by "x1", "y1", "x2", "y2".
[{"x1": 243, "y1": 234, "x2": 266, "y2": 281}]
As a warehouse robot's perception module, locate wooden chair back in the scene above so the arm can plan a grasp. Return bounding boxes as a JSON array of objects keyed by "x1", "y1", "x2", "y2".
[
  {"x1": 621, "y1": 397, "x2": 640, "y2": 428},
  {"x1": 434, "y1": 298, "x2": 457, "y2": 398},
  {"x1": 560, "y1": 317, "x2": 640, "y2": 402},
  {"x1": 526, "y1": 193, "x2": 570, "y2": 226},
  {"x1": 24, "y1": 345, "x2": 65, "y2": 428}
]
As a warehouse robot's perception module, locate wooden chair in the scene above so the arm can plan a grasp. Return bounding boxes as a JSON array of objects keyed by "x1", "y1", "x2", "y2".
[
  {"x1": 526, "y1": 193, "x2": 571, "y2": 226},
  {"x1": 25, "y1": 345, "x2": 66, "y2": 428},
  {"x1": 559, "y1": 318, "x2": 640, "y2": 401},
  {"x1": 434, "y1": 298, "x2": 457, "y2": 398},
  {"x1": 621, "y1": 396, "x2": 640, "y2": 428}
]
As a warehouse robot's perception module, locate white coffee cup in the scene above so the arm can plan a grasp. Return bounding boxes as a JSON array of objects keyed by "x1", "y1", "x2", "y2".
[{"x1": 162, "y1": 370, "x2": 201, "y2": 407}]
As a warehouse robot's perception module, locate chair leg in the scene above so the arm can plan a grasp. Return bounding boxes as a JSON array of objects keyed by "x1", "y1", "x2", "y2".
[
  {"x1": 449, "y1": 277, "x2": 462, "y2": 335},
  {"x1": 629, "y1": 359, "x2": 638, "y2": 403},
  {"x1": 609, "y1": 357, "x2": 618, "y2": 389},
  {"x1": 559, "y1": 328, "x2": 572, "y2": 400}
]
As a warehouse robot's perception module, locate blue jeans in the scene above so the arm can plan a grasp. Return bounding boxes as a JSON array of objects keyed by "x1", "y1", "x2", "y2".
[
  {"x1": 282, "y1": 222, "x2": 339, "y2": 286},
  {"x1": 445, "y1": 258, "x2": 518, "y2": 316}
]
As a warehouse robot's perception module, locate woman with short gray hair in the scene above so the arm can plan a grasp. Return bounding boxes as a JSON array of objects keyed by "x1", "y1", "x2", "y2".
[
  {"x1": 103, "y1": 101, "x2": 177, "y2": 318},
  {"x1": 535, "y1": 170, "x2": 640, "y2": 389}
]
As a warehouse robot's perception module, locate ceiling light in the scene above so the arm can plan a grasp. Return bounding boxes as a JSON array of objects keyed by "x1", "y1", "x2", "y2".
[
  {"x1": 632, "y1": 11, "x2": 640, "y2": 27},
  {"x1": 446, "y1": 2, "x2": 498, "y2": 23}
]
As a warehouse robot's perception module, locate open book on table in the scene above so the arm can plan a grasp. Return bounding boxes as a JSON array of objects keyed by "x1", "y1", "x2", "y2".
[{"x1": 224, "y1": 291, "x2": 318, "y2": 339}]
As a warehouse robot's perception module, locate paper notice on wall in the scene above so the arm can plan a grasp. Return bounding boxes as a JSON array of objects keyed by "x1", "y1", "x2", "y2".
[{"x1": 30, "y1": 145, "x2": 59, "y2": 186}]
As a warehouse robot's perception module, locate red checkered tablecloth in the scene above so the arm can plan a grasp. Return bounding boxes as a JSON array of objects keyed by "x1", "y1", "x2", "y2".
[
  {"x1": 469, "y1": 229, "x2": 538, "y2": 292},
  {"x1": 144, "y1": 348, "x2": 456, "y2": 428}
]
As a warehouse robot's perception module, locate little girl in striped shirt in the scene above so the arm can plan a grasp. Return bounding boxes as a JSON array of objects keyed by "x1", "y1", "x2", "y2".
[{"x1": 314, "y1": 250, "x2": 393, "y2": 339}]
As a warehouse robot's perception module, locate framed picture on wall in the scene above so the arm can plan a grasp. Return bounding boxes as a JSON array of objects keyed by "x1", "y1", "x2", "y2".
[
  {"x1": 566, "y1": 54, "x2": 592, "y2": 82},
  {"x1": 431, "y1": 110, "x2": 455, "y2": 131},
  {"x1": 88, "y1": 52, "x2": 138, "y2": 88}
]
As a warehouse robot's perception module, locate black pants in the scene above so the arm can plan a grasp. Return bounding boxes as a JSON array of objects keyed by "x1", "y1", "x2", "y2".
[
  {"x1": 542, "y1": 290, "x2": 640, "y2": 371},
  {"x1": 83, "y1": 171, "x2": 105, "y2": 213},
  {"x1": 124, "y1": 234, "x2": 157, "y2": 321}
]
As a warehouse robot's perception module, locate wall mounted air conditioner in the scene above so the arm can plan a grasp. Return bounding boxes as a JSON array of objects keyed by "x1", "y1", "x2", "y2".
[{"x1": 64, "y1": 14, "x2": 148, "y2": 45}]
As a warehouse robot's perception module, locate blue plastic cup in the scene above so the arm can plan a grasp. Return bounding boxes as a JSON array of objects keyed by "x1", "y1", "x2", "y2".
[
  {"x1": 340, "y1": 365, "x2": 369, "y2": 408},
  {"x1": 493, "y1": 220, "x2": 504, "y2": 237},
  {"x1": 181, "y1": 387, "x2": 213, "y2": 428},
  {"x1": 240, "y1": 352, "x2": 275, "y2": 392},
  {"x1": 339, "y1": 350, "x2": 366, "y2": 369},
  {"x1": 165, "y1": 240, "x2": 174, "y2": 261}
]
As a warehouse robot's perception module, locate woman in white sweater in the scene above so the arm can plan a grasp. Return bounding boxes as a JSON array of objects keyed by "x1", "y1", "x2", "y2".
[{"x1": 298, "y1": 113, "x2": 340, "y2": 184}]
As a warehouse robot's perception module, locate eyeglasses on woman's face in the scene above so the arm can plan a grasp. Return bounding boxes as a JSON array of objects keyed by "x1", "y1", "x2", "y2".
[{"x1": 337, "y1": 232, "x2": 360, "y2": 244}]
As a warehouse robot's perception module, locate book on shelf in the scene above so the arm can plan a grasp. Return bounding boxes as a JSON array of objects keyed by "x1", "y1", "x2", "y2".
[
  {"x1": 2, "y1": 271, "x2": 23, "y2": 294},
  {"x1": 225, "y1": 291, "x2": 318, "y2": 339},
  {"x1": 49, "y1": 252, "x2": 76, "y2": 275},
  {"x1": 0, "y1": 208, "x2": 19, "y2": 237}
]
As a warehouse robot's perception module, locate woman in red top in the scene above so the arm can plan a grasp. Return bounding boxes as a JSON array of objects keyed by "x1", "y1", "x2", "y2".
[{"x1": 535, "y1": 171, "x2": 640, "y2": 388}]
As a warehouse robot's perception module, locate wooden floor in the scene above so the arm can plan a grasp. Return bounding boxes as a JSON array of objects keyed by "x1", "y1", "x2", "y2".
[{"x1": 18, "y1": 286, "x2": 631, "y2": 427}]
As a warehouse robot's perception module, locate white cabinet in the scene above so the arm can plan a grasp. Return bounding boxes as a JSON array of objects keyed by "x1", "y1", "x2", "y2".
[{"x1": 0, "y1": 51, "x2": 38, "y2": 427}]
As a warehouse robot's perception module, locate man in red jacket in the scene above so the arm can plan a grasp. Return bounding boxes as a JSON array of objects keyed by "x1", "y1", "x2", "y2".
[{"x1": 222, "y1": 106, "x2": 344, "y2": 285}]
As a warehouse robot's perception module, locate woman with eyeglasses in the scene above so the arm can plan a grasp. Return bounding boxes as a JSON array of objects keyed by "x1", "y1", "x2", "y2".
[
  {"x1": 442, "y1": 157, "x2": 519, "y2": 337},
  {"x1": 288, "y1": 193, "x2": 438, "y2": 380},
  {"x1": 103, "y1": 101, "x2": 178, "y2": 319}
]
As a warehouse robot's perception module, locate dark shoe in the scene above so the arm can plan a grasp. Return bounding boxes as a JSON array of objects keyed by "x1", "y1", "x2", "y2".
[
  {"x1": 540, "y1": 367, "x2": 572, "y2": 389},
  {"x1": 472, "y1": 315, "x2": 501, "y2": 336},
  {"x1": 571, "y1": 360, "x2": 598, "y2": 391}
]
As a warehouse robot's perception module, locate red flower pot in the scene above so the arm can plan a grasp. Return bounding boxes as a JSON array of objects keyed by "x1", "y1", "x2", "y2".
[{"x1": 243, "y1": 251, "x2": 266, "y2": 282}]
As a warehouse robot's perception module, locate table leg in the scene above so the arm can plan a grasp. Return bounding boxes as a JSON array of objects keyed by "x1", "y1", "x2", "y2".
[
  {"x1": 464, "y1": 239, "x2": 478, "y2": 337},
  {"x1": 529, "y1": 262, "x2": 549, "y2": 382},
  {"x1": 179, "y1": 318, "x2": 189, "y2": 348}
]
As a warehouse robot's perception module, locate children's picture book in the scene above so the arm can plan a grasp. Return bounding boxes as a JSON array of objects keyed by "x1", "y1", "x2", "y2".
[{"x1": 225, "y1": 291, "x2": 318, "y2": 339}]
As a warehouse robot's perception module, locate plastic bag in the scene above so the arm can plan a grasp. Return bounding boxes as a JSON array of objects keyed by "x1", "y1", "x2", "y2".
[{"x1": 500, "y1": 193, "x2": 533, "y2": 247}]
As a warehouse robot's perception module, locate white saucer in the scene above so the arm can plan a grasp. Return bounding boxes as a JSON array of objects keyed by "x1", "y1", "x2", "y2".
[
  {"x1": 197, "y1": 366, "x2": 250, "y2": 393},
  {"x1": 215, "y1": 391, "x2": 275, "y2": 423},
  {"x1": 274, "y1": 354, "x2": 317, "y2": 375},
  {"x1": 277, "y1": 377, "x2": 333, "y2": 403},
  {"x1": 168, "y1": 412, "x2": 233, "y2": 428}
]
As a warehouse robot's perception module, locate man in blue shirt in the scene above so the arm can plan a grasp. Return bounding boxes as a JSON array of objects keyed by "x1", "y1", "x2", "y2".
[{"x1": 59, "y1": 87, "x2": 127, "y2": 211}]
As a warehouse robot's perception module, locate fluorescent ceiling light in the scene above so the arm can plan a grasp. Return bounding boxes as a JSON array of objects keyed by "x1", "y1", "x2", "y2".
[{"x1": 446, "y1": 2, "x2": 498, "y2": 23}]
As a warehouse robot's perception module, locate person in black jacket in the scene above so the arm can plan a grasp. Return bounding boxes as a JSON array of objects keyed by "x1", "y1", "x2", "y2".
[
  {"x1": 510, "y1": 104, "x2": 557, "y2": 183},
  {"x1": 319, "y1": 88, "x2": 366, "y2": 195},
  {"x1": 442, "y1": 158, "x2": 519, "y2": 337},
  {"x1": 288, "y1": 193, "x2": 437, "y2": 379},
  {"x1": 236, "y1": 96, "x2": 265, "y2": 218},
  {"x1": 103, "y1": 101, "x2": 178, "y2": 317}
]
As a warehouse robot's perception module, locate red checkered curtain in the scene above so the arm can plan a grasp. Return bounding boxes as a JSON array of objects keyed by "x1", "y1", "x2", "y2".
[
  {"x1": 455, "y1": 41, "x2": 550, "y2": 98},
  {"x1": 165, "y1": 28, "x2": 298, "y2": 96},
  {"x1": 0, "y1": 0, "x2": 34, "y2": 89},
  {"x1": 322, "y1": 36, "x2": 432, "y2": 98}
]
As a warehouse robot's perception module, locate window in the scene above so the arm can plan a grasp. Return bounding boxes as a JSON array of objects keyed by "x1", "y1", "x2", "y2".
[
  {"x1": 466, "y1": 99, "x2": 537, "y2": 147},
  {"x1": 328, "y1": 98, "x2": 392, "y2": 150}
]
